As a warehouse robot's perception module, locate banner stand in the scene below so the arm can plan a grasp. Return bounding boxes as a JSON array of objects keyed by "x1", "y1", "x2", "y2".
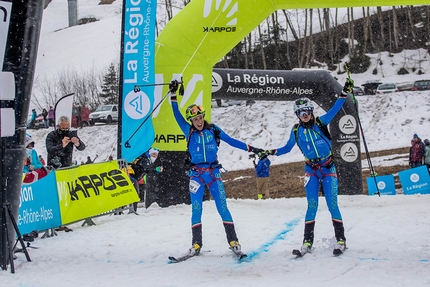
[{"x1": 1, "y1": 202, "x2": 31, "y2": 273}]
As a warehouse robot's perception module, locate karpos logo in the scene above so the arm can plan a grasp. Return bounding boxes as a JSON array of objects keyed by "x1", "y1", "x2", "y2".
[
  {"x1": 203, "y1": 0, "x2": 238, "y2": 32},
  {"x1": 66, "y1": 169, "x2": 130, "y2": 201}
]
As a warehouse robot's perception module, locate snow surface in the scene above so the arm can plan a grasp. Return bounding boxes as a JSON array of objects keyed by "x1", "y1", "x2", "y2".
[{"x1": 3, "y1": 1, "x2": 430, "y2": 286}]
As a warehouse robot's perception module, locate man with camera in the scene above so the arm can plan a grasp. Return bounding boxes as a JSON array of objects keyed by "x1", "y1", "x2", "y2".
[{"x1": 46, "y1": 116, "x2": 86, "y2": 169}]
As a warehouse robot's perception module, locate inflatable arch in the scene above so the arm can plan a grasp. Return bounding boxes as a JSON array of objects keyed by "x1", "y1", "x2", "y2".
[{"x1": 151, "y1": 0, "x2": 424, "y2": 205}]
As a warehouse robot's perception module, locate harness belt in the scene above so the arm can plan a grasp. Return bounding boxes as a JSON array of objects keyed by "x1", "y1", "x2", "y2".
[{"x1": 306, "y1": 156, "x2": 333, "y2": 169}]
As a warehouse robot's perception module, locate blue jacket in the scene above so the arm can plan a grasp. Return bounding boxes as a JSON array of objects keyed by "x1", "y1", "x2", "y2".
[
  {"x1": 172, "y1": 101, "x2": 248, "y2": 167},
  {"x1": 275, "y1": 97, "x2": 346, "y2": 160},
  {"x1": 23, "y1": 149, "x2": 43, "y2": 173},
  {"x1": 255, "y1": 157, "x2": 271, "y2": 178}
]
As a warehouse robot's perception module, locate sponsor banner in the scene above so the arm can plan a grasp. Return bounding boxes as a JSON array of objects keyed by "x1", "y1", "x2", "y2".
[
  {"x1": 17, "y1": 171, "x2": 62, "y2": 234},
  {"x1": 55, "y1": 161, "x2": 139, "y2": 224},
  {"x1": 366, "y1": 174, "x2": 396, "y2": 196},
  {"x1": 120, "y1": 0, "x2": 157, "y2": 162},
  {"x1": 398, "y1": 165, "x2": 430, "y2": 195}
]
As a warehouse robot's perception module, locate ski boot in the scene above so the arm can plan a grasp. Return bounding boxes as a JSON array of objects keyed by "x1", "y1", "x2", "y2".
[
  {"x1": 188, "y1": 243, "x2": 201, "y2": 256},
  {"x1": 229, "y1": 241, "x2": 241, "y2": 253},
  {"x1": 333, "y1": 240, "x2": 346, "y2": 256}
]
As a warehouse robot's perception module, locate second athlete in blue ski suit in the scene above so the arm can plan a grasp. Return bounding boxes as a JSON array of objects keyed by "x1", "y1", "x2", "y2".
[
  {"x1": 265, "y1": 80, "x2": 353, "y2": 254},
  {"x1": 169, "y1": 81, "x2": 262, "y2": 255}
]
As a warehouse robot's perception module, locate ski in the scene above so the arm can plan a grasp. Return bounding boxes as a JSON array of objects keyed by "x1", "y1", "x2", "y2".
[
  {"x1": 230, "y1": 247, "x2": 248, "y2": 261},
  {"x1": 168, "y1": 254, "x2": 195, "y2": 263},
  {"x1": 292, "y1": 249, "x2": 305, "y2": 258},
  {"x1": 333, "y1": 246, "x2": 346, "y2": 256}
]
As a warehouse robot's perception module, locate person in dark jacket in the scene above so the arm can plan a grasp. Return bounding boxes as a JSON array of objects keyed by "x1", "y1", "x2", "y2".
[
  {"x1": 46, "y1": 116, "x2": 86, "y2": 169},
  {"x1": 42, "y1": 108, "x2": 49, "y2": 128},
  {"x1": 129, "y1": 147, "x2": 163, "y2": 211},
  {"x1": 169, "y1": 80, "x2": 263, "y2": 257},
  {"x1": 409, "y1": 134, "x2": 425, "y2": 168}
]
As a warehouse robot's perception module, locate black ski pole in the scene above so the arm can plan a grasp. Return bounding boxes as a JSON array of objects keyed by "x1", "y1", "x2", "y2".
[{"x1": 345, "y1": 63, "x2": 380, "y2": 196}]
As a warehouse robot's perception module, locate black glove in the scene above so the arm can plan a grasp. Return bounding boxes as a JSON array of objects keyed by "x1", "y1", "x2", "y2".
[
  {"x1": 266, "y1": 149, "x2": 276, "y2": 155},
  {"x1": 248, "y1": 145, "x2": 264, "y2": 155},
  {"x1": 341, "y1": 79, "x2": 354, "y2": 97},
  {"x1": 169, "y1": 80, "x2": 179, "y2": 93}
]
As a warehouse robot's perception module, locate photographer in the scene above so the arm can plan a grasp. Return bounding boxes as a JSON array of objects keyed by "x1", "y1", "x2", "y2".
[{"x1": 46, "y1": 116, "x2": 86, "y2": 169}]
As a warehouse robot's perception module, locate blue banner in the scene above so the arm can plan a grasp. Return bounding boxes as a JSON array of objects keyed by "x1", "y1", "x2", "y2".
[
  {"x1": 120, "y1": 0, "x2": 157, "y2": 162},
  {"x1": 17, "y1": 172, "x2": 62, "y2": 235},
  {"x1": 366, "y1": 174, "x2": 396, "y2": 195},
  {"x1": 398, "y1": 165, "x2": 430, "y2": 195}
]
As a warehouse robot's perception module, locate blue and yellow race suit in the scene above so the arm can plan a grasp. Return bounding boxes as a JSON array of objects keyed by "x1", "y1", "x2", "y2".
[
  {"x1": 172, "y1": 101, "x2": 250, "y2": 247},
  {"x1": 275, "y1": 97, "x2": 346, "y2": 244}
]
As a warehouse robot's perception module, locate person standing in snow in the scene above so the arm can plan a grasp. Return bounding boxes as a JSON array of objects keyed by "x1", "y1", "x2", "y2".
[
  {"x1": 129, "y1": 147, "x2": 163, "y2": 211},
  {"x1": 42, "y1": 108, "x2": 49, "y2": 128},
  {"x1": 424, "y1": 139, "x2": 430, "y2": 172},
  {"x1": 264, "y1": 80, "x2": 353, "y2": 256},
  {"x1": 46, "y1": 116, "x2": 86, "y2": 169},
  {"x1": 169, "y1": 80, "x2": 263, "y2": 256},
  {"x1": 253, "y1": 152, "x2": 271, "y2": 199},
  {"x1": 409, "y1": 134, "x2": 425, "y2": 168},
  {"x1": 47, "y1": 106, "x2": 55, "y2": 127}
]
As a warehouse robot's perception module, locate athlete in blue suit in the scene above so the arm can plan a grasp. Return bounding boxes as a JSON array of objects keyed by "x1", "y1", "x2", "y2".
[
  {"x1": 266, "y1": 80, "x2": 353, "y2": 255},
  {"x1": 169, "y1": 81, "x2": 262, "y2": 256}
]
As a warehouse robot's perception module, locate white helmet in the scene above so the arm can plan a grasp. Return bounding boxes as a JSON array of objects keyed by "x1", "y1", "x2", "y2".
[{"x1": 294, "y1": 97, "x2": 314, "y2": 116}]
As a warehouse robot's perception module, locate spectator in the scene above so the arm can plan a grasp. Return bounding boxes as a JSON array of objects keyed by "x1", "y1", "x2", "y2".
[
  {"x1": 42, "y1": 108, "x2": 48, "y2": 128},
  {"x1": 252, "y1": 152, "x2": 271, "y2": 199},
  {"x1": 46, "y1": 116, "x2": 86, "y2": 169},
  {"x1": 409, "y1": 134, "x2": 425, "y2": 168},
  {"x1": 39, "y1": 154, "x2": 46, "y2": 166},
  {"x1": 424, "y1": 139, "x2": 430, "y2": 172},
  {"x1": 86, "y1": 156, "x2": 93, "y2": 164},
  {"x1": 47, "y1": 106, "x2": 55, "y2": 127},
  {"x1": 169, "y1": 80, "x2": 262, "y2": 256},
  {"x1": 130, "y1": 147, "x2": 163, "y2": 208},
  {"x1": 23, "y1": 136, "x2": 48, "y2": 183},
  {"x1": 28, "y1": 109, "x2": 37, "y2": 129}
]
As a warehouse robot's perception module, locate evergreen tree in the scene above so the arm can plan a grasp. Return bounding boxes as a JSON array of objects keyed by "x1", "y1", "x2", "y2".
[{"x1": 100, "y1": 63, "x2": 119, "y2": 104}]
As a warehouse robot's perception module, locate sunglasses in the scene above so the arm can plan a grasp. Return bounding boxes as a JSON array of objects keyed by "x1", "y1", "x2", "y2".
[
  {"x1": 189, "y1": 105, "x2": 204, "y2": 115},
  {"x1": 296, "y1": 108, "x2": 313, "y2": 117}
]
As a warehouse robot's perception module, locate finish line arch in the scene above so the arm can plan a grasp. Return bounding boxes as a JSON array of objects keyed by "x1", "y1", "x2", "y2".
[{"x1": 148, "y1": 0, "x2": 425, "y2": 206}]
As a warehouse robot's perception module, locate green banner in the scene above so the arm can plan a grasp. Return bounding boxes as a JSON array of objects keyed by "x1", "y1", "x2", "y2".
[{"x1": 55, "y1": 161, "x2": 139, "y2": 224}]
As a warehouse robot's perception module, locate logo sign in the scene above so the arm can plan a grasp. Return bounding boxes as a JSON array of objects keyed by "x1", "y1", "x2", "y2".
[
  {"x1": 0, "y1": 1, "x2": 12, "y2": 68},
  {"x1": 340, "y1": 142, "x2": 358, "y2": 162},
  {"x1": 212, "y1": 71, "x2": 223, "y2": 93},
  {"x1": 203, "y1": 0, "x2": 238, "y2": 31},
  {"x1": 366, "y1": 174, "x2": 396, "y2": 196},
  {"x1": 124, "y1": 89, "x2": 151, "y2": 120},
  {"x1": 338, "y1": 115, "x2": 357, "y2": 135},
  {"x1": 398, "y1": 165, "x2": 430, "y2": 195}
]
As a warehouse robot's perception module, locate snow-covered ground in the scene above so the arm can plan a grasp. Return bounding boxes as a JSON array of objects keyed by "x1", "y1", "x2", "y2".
[{"x1": 2, "y1": 1, "x2": 430, "y2": 285}]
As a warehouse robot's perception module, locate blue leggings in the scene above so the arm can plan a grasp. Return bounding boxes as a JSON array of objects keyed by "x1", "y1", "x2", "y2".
[
  {"x1": 189, "y1": 168, "x2": 233, "y2": 226},
  {"x1": 304, "y1": 164, "x2": 342, "y2": 222}
]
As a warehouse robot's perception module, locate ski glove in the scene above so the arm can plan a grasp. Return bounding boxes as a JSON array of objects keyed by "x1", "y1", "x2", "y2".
[
  {"x1": 169, "y1": 80, "x2": 179, "y2": 93},
  {"x1": 266, "y1": 149, "x2": 277, "y2": 156},
  {"x1": 340, "y1": 79, "x2": 354, "y2": 98},
  {"x1": 248, "y1": 145, "x2": 264, "y2": 155}
]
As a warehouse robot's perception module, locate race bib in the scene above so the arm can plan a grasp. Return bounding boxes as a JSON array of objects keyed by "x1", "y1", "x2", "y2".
[
  {"x1": 303, "y1": 175, "x2": 310, "y2": 187},
  {"x1": 189, "y1": 179, "x2": 201, "y2": 194}
]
